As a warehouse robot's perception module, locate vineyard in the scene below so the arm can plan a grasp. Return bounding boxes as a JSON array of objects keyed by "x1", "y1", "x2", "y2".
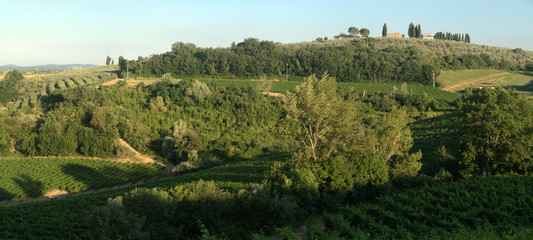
[
  {"x1": 198, "y1": 78, "x2": 459, "y2": 102},
  {"x1": 0, "y1": 157, "x2": 164, "y2": 201},
  {"x1": 0, "y1": 154, "x2": 283, "y2": 239},
  {"x1": 319, "y1": 175, "x2": 533, "y2": 239},
  {"x1": 7, "y1": 65, "x2": 118, "y2": 110}
]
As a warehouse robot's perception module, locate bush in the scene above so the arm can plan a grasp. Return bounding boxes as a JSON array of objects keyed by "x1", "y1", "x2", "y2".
[{"x1": 86, "y1": 197, "x2": 149, "y2": 240}]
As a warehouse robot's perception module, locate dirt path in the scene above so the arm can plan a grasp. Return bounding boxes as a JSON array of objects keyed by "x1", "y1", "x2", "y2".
[
  {"x1": 0, "y1": 138, "x2": 174, "y2": 206},
  {"x1": 442, "y1": 72, "x2": 510, "y2": 92}
]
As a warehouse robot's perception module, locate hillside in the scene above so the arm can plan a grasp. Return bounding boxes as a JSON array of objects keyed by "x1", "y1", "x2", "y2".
[
  {"x1": 0, "y1": 64, "x2": 98, "y2": 72},
  {"x1": 122, "y1": 37, "x2": 533, "y2": 84},
  {"x1": 0, "y1": 36, "x2": 532, "y2": 239}
]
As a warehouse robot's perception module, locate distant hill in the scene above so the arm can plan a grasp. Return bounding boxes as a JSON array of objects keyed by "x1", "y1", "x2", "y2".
[{"x1": 0, "y1": 64, "x2": 99, "y2": 72}]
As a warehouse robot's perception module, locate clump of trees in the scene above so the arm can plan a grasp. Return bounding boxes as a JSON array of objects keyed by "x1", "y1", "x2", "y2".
[
  {"x1": 455, "y1": 88, "x2": 532, "y2": 176},
  {"x1": 0, "y1": 70, "x2": 24, "y2": 105},
  {"x1": 408, "y1": 23, "x2": 422, "y2": 38},
  {"x1": 265, "y1": 74, "x2": 421, "y2": 200},
  {"x1": 119, "y1": 37, "x2": 529, "y2": 84},
  {"x1": 434, "y1": 32, "x2": 471, "y2": 43}
]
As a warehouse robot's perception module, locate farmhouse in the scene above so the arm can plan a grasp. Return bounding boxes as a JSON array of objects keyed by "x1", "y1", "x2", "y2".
[
  {"x1": 387, "y1": 33, "x2": 404, "y2": 38},
  {"x1": 423, "y1": 33, "x2": 434, "y2": 40},
  {"x1": 334, "y1": 34, "x2": 358, "y2": 40}
]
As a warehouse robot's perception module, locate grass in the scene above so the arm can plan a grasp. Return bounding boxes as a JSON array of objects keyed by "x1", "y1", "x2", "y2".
[
  {"x1": 438, "y1": 70, "x2": 533, "y2": 93},
  {"x1": 0, "y1": 157, "x2": 164, "y2": 201},
  {"x1": 438, "y1": 69, "x2": 503, "y2": 88}
]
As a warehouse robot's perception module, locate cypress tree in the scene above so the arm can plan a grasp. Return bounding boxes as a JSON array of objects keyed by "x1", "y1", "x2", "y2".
[
  {"x1": 416, "y1": 24, "x2": 422, "y2": 38},
  {"x1": 465, "y1": 34, "x2": 471, "y2": 43},
  {"x1": 408, "y1": 23, "x2": 415, "y2": 38},
  {"x1": 382, "y1": 23, "x2": 388, "y2": 37}
]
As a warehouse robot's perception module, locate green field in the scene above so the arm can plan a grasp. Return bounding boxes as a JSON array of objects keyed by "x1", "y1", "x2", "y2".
[
  {"x1": 1, "y1": 154, "x2": 531, "y2": 239},
  {"x1": 320, "y1": 175, "x2": 533, "y2": 239},
  {"x1": 0, "y1": 154, "x2": 284, "y2": 239},
  {"x1": 0, "y1": 157, "x2": 164, "y2": 201},
  {"x1": 438, "y1": 70, "x2": 533, "y2": 93}
]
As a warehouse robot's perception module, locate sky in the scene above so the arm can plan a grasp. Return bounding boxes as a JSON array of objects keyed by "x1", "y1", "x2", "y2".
[{"x1": 1, "y1": 0, "x2": 532, "y2": 66}]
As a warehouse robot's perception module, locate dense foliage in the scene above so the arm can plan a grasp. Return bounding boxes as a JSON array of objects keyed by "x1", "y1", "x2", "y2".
[
  {"x1": 266, "y1": 74, "x2": 422, "y2": 197},
  {"x1": 456, "y1": 88, "x2": 533, "y2": 176},
  {"x1": 0, "y1": 70, "x2": 24, "y2": 105},
  {"x1": 124, "y1": 38, "x2": 533, "y2": 83}
]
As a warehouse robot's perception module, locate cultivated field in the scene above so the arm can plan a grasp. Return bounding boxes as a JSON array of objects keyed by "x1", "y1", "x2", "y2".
[
  {"x1": 0, "y1": 157, "x2": 164, "y2": 202},
  {"x1": 438, "y1": 70, "x2": 533, "y2": 93}
]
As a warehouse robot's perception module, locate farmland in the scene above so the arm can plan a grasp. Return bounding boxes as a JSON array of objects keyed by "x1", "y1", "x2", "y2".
[
  {"x1": 438, "y1": 70, "x2": 533, "y2": 93},
  {"x1": 0, "y1": 157, "x2": 164, "y2": 201},
  {"x1": 0, "y1": 154, "x2": 283, "y2": 239},
  {"x1": 1, "y1": 35, "x2": 532, "y2": 239}
]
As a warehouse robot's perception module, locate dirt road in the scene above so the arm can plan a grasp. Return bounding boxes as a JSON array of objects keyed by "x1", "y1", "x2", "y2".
[{"x1": 442, "y1": 72, "x2": 509, "y2": 92}]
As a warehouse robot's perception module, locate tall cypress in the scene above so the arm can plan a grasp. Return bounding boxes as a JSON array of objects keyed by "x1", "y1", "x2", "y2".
[
  {"x1": 408, "y1": 23, "x2": 415, "y2": 38},
  {"x1": 382, "y1": 23, "x2": 388, "y2": 37},
  {"x1": 416, "y1": 25, "x2": 422, "y2": 38}
]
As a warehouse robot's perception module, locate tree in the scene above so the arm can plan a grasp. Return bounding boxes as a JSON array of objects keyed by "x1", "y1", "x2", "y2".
[
  {"x1": 465, "y1": 33, "x2": 471, "y2": 43},
  {"x1": 359, "y1": 28, "x2": 370, "y2": 37},
  {"x1": 457, "y1": 88, "x2": 533, "y2": 176},
  {"x1": 415, "y1": 24, "x2": 422, "y2": 38},
  {"x1": 278, "y1": 74, "x2": 421, "y2": 191},
  {"x1": 118, "y1": 56, "x2": 126, "y2": 77},
  {"x1": 382, "y1": 23, "x2": 388, "y2": 37},
  {"x1": 408, "y1": 23, "x2": 415, "y2": 38},
  {"x1": 0, "y1": 70, "x2": 24, "y2": 104},
  {"x1": 348, "y1": 26, "x2": 359, "y2": 36},
  {"x1": 106, "y1": 56, "x2": 112, "y2": 65}
]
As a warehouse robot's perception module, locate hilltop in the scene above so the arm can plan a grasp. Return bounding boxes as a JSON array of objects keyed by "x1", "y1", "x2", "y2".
[{"x1": 118, "y1": 37, "x2": 533, "y2": 85}]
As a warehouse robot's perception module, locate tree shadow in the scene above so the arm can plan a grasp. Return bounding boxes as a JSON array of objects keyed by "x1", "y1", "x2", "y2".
[
  {"x1": 508, "y1": 71, "x2": 533, "y2": 92},
  {"x1": 0, "y1": 186, "x2": 14, "y2": 201},
  {"x1": 12, "y1": 174, "x2": 45, "y2": 198},
  {"x1": 61, "y1": 164, "x2": 130, "y2": 191},
  {"x1": 410, "y1": 112, "x2": 461, "y2": 176}
]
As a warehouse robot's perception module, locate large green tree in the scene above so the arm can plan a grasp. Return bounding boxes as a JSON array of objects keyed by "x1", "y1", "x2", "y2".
[
  {"x1": 359, "y1": 28, "x2": 370, "y2": 37},
  {"x1": 408, "y1": 23, "x2": 415, "y2": 38},
  {"x1": 277, "y1": 74, "x2": 421, "y2": 192},
  {"x1": 457, "y1": 88, "x2": 533, "y2": 176},
  {"x1": 348, "y1": 26, "x2": 359, "y2": 36}
]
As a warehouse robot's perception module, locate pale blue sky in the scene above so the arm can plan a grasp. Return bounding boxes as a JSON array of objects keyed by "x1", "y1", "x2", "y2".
[{"x1": 1, "y1": 0, "x2": 532, "y2": 65}]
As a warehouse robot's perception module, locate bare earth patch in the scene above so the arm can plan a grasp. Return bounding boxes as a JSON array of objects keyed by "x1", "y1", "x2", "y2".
[
  {"x1": 44, "y1": 189, "x2": 69, "y2": 198},
  {"x1": 261, "y1": 91, "x2": 282, "y2": 97}
]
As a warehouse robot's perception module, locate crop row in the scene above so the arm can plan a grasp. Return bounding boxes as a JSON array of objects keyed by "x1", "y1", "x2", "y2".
[
  {"x1": 0, "y1": 157, "x2": 163, "y2": 201},
  {"x1": 321, "y1": 175, "x2": 533, "y2": 239},
  {"x1": 7, "y1": 66, "x2": 119, "y2": 110}
]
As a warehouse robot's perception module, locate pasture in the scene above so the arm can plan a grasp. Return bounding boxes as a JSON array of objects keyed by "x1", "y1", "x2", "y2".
[{"x1": 438, "y1": 70, "x2": 533, "y2": 93}]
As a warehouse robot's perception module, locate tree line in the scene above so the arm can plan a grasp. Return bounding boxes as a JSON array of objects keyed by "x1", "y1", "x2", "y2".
[
  {"x1": 434, "y1": 32, "x2": 471, "y2": 43},
  {"x1": 117, "y1": 37, "x2": 523, "y2": 84}
]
